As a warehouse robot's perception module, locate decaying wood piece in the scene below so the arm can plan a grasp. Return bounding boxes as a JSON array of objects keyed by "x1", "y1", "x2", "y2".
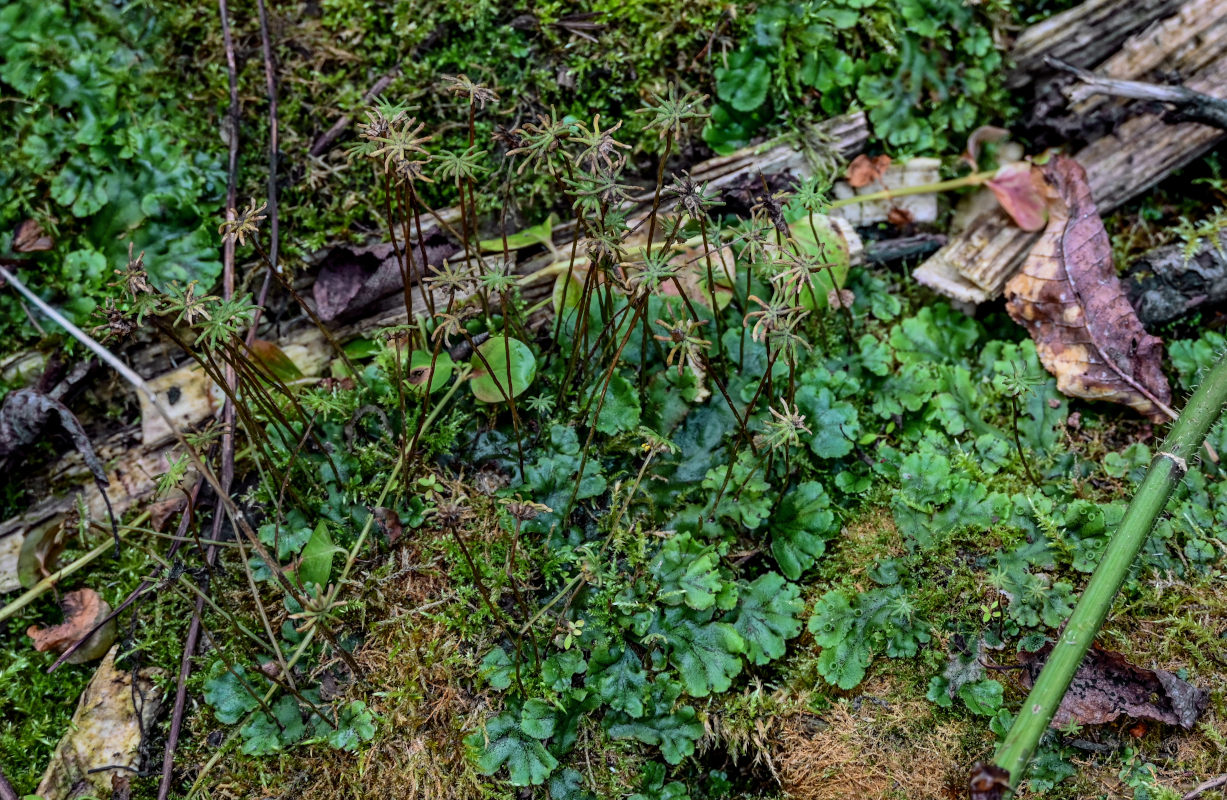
[
  {"x1": 36, "y1": 645, "x2": 163, "y2": 800},
  {"x1": 0, "y1": 113, "x2": 871, "y2": 558},
  {"x1": 830, "y1": 158, "x2": 942, "y2": 226},
  {"x1": 1125, "y1": 228, "x2": 1227, "y2": 324},
  {"x1": 917, "y1": 0, "x2": 1227, "y2": 303},
  {"x1": 1004, "y1": 155, "x2": 1173, "y2": 420},
  {"x1": 1007, "y1": 0, "x2": 1185, "y2": 88},
  {"x1": 636, "y1": 113, "x2": 868, "y2": 211}
]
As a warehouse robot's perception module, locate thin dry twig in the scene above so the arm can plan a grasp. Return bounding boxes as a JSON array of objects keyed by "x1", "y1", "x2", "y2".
[
  {"x1": 1184, "y1": 774, "x2": 1227, "y2": 800},
  {"x1": 1047, "y1": 56, "x2": 1227, "y2": 130}
]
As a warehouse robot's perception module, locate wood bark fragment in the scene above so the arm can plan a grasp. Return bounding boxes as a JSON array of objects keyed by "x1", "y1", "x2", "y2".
[
  {"x1": 917, "y1": 0, "x2": 1227, "y2": 303},
  {"x1": 1124, "y1": 229, "x2": 1227, "y2": 324},
  {"x1": 1007, "y1": 0, "x2": 1185, "y2": 88}
]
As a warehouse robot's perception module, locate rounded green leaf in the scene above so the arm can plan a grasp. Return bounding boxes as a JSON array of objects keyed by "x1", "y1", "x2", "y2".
[
  {"x1": 407, "y1": 349, "x2": 455, "y2": 394},
  {"x1": 470, "y1": 336, "x2": 537, "y2": 404}
]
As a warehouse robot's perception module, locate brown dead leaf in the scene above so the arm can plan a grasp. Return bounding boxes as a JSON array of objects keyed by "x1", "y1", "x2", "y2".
[
  {"x1": 827, "y1": 288, "x2": 855, "y2": 310},
  {"x1": 36, "y1": 646, "x2": 164, "y2": 800},
  {"x1": 1004, "y1": 155, "x2": 1173, "y2": 421},
  {"x1": 1019, "y1": 644, "x2": 1207, "y2": 730},
  {"x1": 13, "y1": 219, "x2": 54, "y2": 252},
  {"x1": 370, "y1": 506, "x2": 403, "y2": 545},
  {"x1": 846, "y1": 154, "x2": 892, "y2": 188},
  {"x1": 886, "y1": 206, "x2": 914, "y2": 227},
  {"x1": 986, "y1": 162, "x2": 1046, "y2": 232},
  {"x1": 313, "y1": 235, "x2": 459, "y2": 321},
  {"x1": 27, "y1": 588, "x2": 116, "y2": 664},
  {"x1": 250, "y1": 338, "x2": 304, "y2": 383}
]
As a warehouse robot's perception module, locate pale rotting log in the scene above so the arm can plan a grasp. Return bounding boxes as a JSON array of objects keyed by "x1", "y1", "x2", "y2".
[{"x1": 1007, "y1": 0, "x2": 1185, "y2": 88}]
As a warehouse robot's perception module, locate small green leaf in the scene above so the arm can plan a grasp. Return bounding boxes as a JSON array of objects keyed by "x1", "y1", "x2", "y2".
[
  {"x1": 407, "y1": 350, "x2": 455, "y2": 394},
  {"x1": 605, "y1": 684, "x2": 704, "y2": 765},
  {"x1": 480, "y1": 646, "x2": 514, "y2": 690},
  {"x1": 586, "y1": 646, "x2": 649, "y2": 718},
  {"x1": 552, "y1": 269, "x2": 585, "y2": 317},
  {"x1": 317, "y1": 700, "x2": 377, "y2": 751},
  {"x1": 652, "y1": 534, "x2": 725, "y2": 610},
  {"x1": 478, "y1": 213, "x2": 557, "y2": 253},
  {"x1": 296, "y1": 521, "x2": 335, "y2": 590},
  {"x1": 343, "y1": 337, "x2": 382, "y2": 359},
  {"x1": 203, "y1": 662, "x2": 262, "y2": 724},
  {"x1": 771, "y1": 481, "x2": 837, "y2": 579},
  {"x1": 240, "y1": 695, "x2": 305, "y2": 755},
  {"x1": 470, "y1": 336, "x2": 537, "y2": 404},
  {"x1": 795, "y1": 385, "x2": 859, "y2": 459},
  {"x1": 542, "y1": 649, "x2": 587, "y2": 692},
  {"x1": 656, "y1": 607, "x2": 745, "y2": 697},
  {"x1": 520, "y1": 699, "x2": 557, "y2": 740},
  {"x1": 958, "y1": 679, "x2": 1004, "y2": 716},
  {"x1": 730, "y1": 573, "x2": 804, "y2": 665},
  {"x1": 591, "y1": 373, "x2": 641, "y2": 435},
  {"x1": 467, "y1": 712, "x2": 559, "y2": 786},
  {"x1": 715, "y1": 51, "x2": 771, "y2": 112}
]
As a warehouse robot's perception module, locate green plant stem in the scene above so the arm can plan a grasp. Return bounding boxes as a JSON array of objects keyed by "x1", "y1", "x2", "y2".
[
  {"x1": 0, "y1": 534, "x2": 127, "y2": 624},
  {"x1": 827, "y1": 170, "x2": 995, "y2": 210},
  {"x1": 989, "y1": 354, "x2": 1227, "y2": 793}
]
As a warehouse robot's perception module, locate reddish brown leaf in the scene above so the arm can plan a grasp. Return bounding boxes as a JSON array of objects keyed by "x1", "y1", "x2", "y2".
[
  {"x1": 1004, "y1": 156, "x2": 1173, "y2": 421},
  {"x1": 846, "y1": 154, "x2": 891, "y2": 188},
  {"x1": 27, "y1": 588, "x2": 116, "y2": 663},
  {"x1": 1019, "y1": 644, "x2": 1207, "y2": 730},
  {"x1": 886, "y1": 206, "x2": 914, "y2": 227},
  {"x1": 986, "y1": 162, "x2": 1046, "y2": 232}
]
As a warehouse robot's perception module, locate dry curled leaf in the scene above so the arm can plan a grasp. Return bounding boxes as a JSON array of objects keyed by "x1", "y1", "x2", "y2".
[
  {"x1": 36, "y1": 646, "x2": 164, "y2": 800},
  {"x1": 986, "y1": 162, "x2": 1046, "y2": 232},
  {"x1": 827, "y1": 288, "x2": 855, "y2": 310},
  {"x1": 27, "y1": 588, "x2": 116, "y2": 664},
  {"x1": 845, "y1": 153, "x2": 892, "y2": 188},
  {"x1": 369, "y1": 505, "x2": 403, "y2": 545},
  {"x1": 1004, "y1": 155, "x2": 1172, "y2": 421},
  {"x1": 1020, "y1": 644, "x2": 1207, "y2": 730},
  {"x1": 963, "y1": 125, "x2": 1011, "y2": 171}
]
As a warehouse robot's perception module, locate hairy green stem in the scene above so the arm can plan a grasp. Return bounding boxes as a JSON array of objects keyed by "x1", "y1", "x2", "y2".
[{"x1": 989, "y1": 354, "x2": 1227, "y2": 793}]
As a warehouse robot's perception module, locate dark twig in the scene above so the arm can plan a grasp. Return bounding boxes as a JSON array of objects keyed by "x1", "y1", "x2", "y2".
[
  {"x1": 1184, "y1": 774, "x2": 1227, "y2": 800},
  {"x1": 1047, "y1": 56, "x2": 1227, "y2": 130},
  {"x1": 157, "y1": 2, "x2": 242, "y2": 797},
  {"x1": 255, "y1": 0, "x2": 280, "y2": 271}
]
